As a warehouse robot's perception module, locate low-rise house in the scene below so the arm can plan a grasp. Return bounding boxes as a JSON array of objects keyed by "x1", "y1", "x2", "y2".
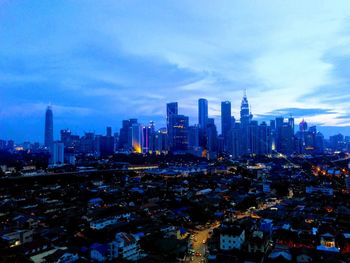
[
  {"x1": 1, "y1": 229, "x2": 33, "y2": 247},
  {"x1": 248, "y1": 230, "x2": 269, "y2": 254},
  {"x1": 111, "y1": 232, "x2": 142, "y2": 261},
  {"x1": 317, "y1": 233, "x2": 340, "y2": 253},
  {"x1": 90, "y1": 212, "x2": 132, "y2": 230}
]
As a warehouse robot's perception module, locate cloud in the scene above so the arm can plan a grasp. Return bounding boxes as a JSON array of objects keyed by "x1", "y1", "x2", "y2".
[{"x1": 2, "y1": 1, "x2": 350, "y2": 141}]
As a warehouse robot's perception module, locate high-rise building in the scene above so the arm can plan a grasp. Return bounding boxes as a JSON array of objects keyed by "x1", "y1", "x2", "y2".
[
  {"x1": 166, "y1": 102, "x2": 178, "y2": 150},
  {"x1": 129, "y1": 123, "x2": 142, "y2": 153},
  {"x1": 240, "y1": 91, "x2": 252, "y2": 155},
  {"x1": 141, "y1": 121, "x2": 156, "y2": 154},
  {"x1": 275, "y1": 117, "x2": 284, "y2": 153},
  {"x1": 198, "y1": 99, "x2": 208, "y2": 148},
  {"x1": 155, "y1": 128, "x2": 168, "y2": 154},
  {"x1": 188, "y1": 125, "x2": 199, "y2": 150},
  {"x1": 98, "y1": 127, "x2": 115, "y2": 157},
  {"x1": 230, "y1": 123, "x2": 242, "y2": 159},
  {"x1": 248, "y1": 120, "x2": 259, "y2": 154},
  {"x1": 60, "y1": 129, "x2": 80, "y2": 152},
  {"x1": 44, "y1": 106, "x2": 54, "y2": 151},
  {"x1": 258, "y1": 122, "x2": 271, "y2": 155},
  {"x1": 206, "y1": 118, "x2": 218, "y2": 153},
  {"x1": 198, "y1": 99, "x2": 208, "y2": 130},
  {"x1": 52, "y1": 141, "x2": 64, "y2": 165},
  {"x1": 79, "y1": 132, "x2": 96, "y2": 155},
  {"x1": 168, "y1": 114, "x2": 189, "y2": 152},
  {"x1": 221, "y1": 101, "x2": 231, "y2": 151}
]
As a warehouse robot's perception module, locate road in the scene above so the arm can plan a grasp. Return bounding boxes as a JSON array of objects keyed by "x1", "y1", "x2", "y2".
[{"x1": 188, "y1": 222, "x2": 220, "y2": 263}]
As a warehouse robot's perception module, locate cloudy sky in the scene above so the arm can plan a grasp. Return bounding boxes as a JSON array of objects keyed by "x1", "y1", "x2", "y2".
[{"x1": 1, "y1": 0, "x2": 350, "y2": 142}]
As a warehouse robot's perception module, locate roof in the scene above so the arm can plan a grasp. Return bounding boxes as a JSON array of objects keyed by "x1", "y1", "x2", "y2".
[{"x1": 90, "y1": 243, "x2": 109, "y2": 255}]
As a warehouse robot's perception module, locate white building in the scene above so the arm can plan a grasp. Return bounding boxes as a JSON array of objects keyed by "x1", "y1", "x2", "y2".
[
  {"x1": 90, "y1": 213, "x2": 131, "y2": 230},
  {"x1": 220, "y1": 225, "x2": 245, "y2": 250},
  {"x1": 111, "y1": 232, "x2": 141, "y2": 261}
]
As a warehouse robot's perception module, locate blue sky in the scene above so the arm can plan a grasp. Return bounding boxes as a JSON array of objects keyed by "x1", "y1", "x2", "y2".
[{"x1": 1, "y1": 0, "x2": 350, "y2": 142}]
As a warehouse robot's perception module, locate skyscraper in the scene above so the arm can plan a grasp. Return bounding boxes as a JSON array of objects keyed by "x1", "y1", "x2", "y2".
[
  {"x1": 168, "y1": 114, "x2": 189, "y2": 152},
  {"x1": 52, "y1": 141, "x2": 64, "y2": 165},
  {"x1": 221, "y1": 101, "x2": 231, "y2": 150},
  {"x1": 44, "y1": 106, "x2": 54, "y2": 150},
  {"x1": 240, "y1": 91, "x2": 252, "y2": 155},
  {"x1": 129, "y1": 123, "x2": 142, "y2": 153},
  {"x1": 206, "y1": 118, "x2": 218, "y2": 153},
  {"x1": 166, "y1": 102, "x2": 178, "y2": 150},
  {"x1": 198, "y1": 99, "x2": 208, "y2": 129},
  {"x1": 198, "y1": 98, "x2": 208, "y2": 148}
]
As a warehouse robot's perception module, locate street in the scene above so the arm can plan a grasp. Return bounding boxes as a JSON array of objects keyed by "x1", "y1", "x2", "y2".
[{"x1": 187, "y1": 222, "x2": 220, "y2": 263}]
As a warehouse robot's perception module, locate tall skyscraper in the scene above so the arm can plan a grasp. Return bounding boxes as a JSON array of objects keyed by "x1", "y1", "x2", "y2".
[
  {"x1": 129, "y1": 123, "x2": 142, "y2": 153},
  {"x1": 198, "y1": 99, "x2": 208, "y2": 129},
  {"x1": 198, "y1": 98, "x2": 208, "y2": 148},
  {"x1": 240, "y1": 91, "x2": 252, "y2": 155},
  {"x1": 44, "y1": 106, "x2": 54, "y2": 150},
  {"x1": 258, "y1": 122, "x2": 270, "y2": 155},
  {"x1": 206, "y1": 118, "x2": 218, "y2": 153},
  {"x1": 52, "y1": 141, "x2": 64, "y2": 165},
  {"x1": 166, "y1": 102, "x2": 178, "y2": 126},
  {"x1": 168, "y1": 114, "x2": 189, "y2": 152},
  {"x1": 221, "y1": 101, "x2": 231, "y2": 150},
  {"x1": 166, "y1": 102, "x2": 178, "y2": 150}
]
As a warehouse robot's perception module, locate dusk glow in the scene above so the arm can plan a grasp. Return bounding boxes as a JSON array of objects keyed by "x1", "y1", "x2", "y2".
[{"x1": 2, "y1": 1, "x2": 350, "y2": 141}]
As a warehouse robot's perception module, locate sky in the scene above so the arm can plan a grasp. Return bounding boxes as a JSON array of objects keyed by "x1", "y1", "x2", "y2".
[{"x1": 1, "y1": 0, "x2": 350, "y2": 142}]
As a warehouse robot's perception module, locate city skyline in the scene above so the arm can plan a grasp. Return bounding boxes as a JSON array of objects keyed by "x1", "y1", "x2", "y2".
[
  {"x1": 2, "y1": 1, "x2": 350, "y2": 141},
  {"x1": 0, "y1": 94, "x2": 349, "y2": 143}
]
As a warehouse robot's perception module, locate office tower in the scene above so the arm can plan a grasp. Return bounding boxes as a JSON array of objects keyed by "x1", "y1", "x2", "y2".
[
  {"x1": 114, "y1": 132, "x2": 119, "y2": 151},
  {"x1": 299, "y1": 119, "x2": 308, "y2": 132},
  {"x1": 230, "y1": 123, "x2": 241, "y2": 159},
  {"x1": 280, "y1": 122, "x2": 294, "y2": 154},
  {"x1": 98, "y1": 127, "x2": 114, "y2": 157},
  {"x1": 141, "y1": 121, "x2": 156, "y2": 154},
  {"x1": 106, "y1": 126, "x2": 112, "y2": 137},
  {"x1": 119, "y1": 120, "x2": 131, "y2": 150},
  {"x1": 188, "y1": 125, "x2": 199, "y2": 150},
  {"x1": 275, "y1": 117, "x2": 284, "y2": 152},
  {"x1": 168, "y1": 114, "x2": 189, "y2": 152},
  {"x1": 198, "y1": 98, "x2": 208, "y2": 129},
  {"x1": 270, "y1": 120, "x2": 276, "y2": 151},
  {"x1": 198, "y1": 98, "x2": 208, "y2": 148},
  {"x1": 148, "y1": 121, "x2": 156, "y2": 153},
  {"x1": 258, "y1": 122, "x2": 270, "y2": 155},
  {"x1": 206, "y1": 118, "x2": 218, "y2": 153},
  {"x1": 155, "y1": 128, "x2": 168, "y2": 153},
  {"x1": 60, "y1": 129, "x2": 80, "y2": 151},
  {"x1": 142, "y1": 126, "x2": 149, "y2": 153},
  {"x1": 44, "y1": 106, "x2": 54, "y2": 150},
  {"x1": 79, "y1": 132, "x2": 96, "y2": 154},
  {"x1": 240, "y1": 91, "x2": 252, "y2": 155},
  {"x1": 129, "y1": 123, "x2": 142, "y2": 153},
  {"x1": 52, "y1": 141, "x2": 64, "y2": 165},
  {"x1": 142, "y1": 125, "x2": 152, "y2": 153},
  {"x1": 315, "y1": 132, "x2": 325, "y2": 154},
  {"x1": 288, "y1": 117, "x2": 295, "y2": 134},
  {"x1": 248, "y1": 120, "x2": 259, "y2": 154},
  {"x1": 221, "y1": 101, "x2": 231, "y2": 150},
  {"x1": 330, "y1": 134, "x2": 345, "y2": 151},
  {"x1": 118, "y1": 119, "x2": 138, "y2": 151},
  {"x1": 295, "y1": 119, "x2": 309, "y2": 153},
  {"x1": 166, "y1": 102, "x2": 178, "y2": 149}
]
